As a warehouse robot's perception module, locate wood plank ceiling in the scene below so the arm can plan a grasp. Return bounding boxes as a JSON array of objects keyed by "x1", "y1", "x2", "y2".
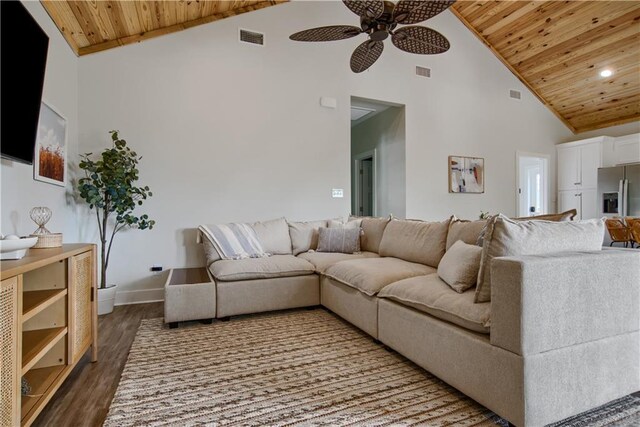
[
  {"x1": 41, "y1": 0, "x2": 287, "y2": 56},
  {"x1": 452, "y1": 1, "x2": 640, "y2": 133}
]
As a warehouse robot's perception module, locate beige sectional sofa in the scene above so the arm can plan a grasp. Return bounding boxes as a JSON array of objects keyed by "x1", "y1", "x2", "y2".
[{"x1": 197, "y1": 215, "x2": 640, "y2": 427}]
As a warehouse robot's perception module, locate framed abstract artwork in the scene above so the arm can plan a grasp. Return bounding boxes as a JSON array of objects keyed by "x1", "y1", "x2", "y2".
[
  {"x1": 34, "y1": 101, "x2": 67, "y2": 187},
  {"x1": 448, "y1": 156, "x2": 484, "y2": 193}
]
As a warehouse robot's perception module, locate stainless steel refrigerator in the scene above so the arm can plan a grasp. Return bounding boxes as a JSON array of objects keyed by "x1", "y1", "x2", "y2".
[{"x1": 597, "y1": 164, "x2": 640, "y2": 218}]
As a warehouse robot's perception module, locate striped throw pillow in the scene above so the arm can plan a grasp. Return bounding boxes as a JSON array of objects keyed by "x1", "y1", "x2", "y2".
[{"x1": 198, "y1": 223, "x2": 268, "y2": 260}]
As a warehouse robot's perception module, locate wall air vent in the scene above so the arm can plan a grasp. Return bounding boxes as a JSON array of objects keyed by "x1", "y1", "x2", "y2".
[
  {"x1": 416, "y1": 66, "x2": 431, "y2": 78},
  {"x1": 239, "y1": 29, "x2": 264, "y2": 46},
  {"x1": 509, "y1": 89, "x2": 522, "y2": 100}
]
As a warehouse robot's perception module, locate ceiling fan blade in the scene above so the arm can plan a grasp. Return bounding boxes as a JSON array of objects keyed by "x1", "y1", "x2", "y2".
[
  {"x1": 350, "y1": 40, "x2": 384, "y2": 73},
  {"x1": 393, "y1": 0, "x2": 456, "y2": 25},
  {"x1": 392, "y1": 26, "x2": 450, "y2": 54},
  {"x1": 343, "y1": 0, "x2": 384, "y2": 19},
  {"x1": 290, "y1": 25, "x2": 362, "y2": 42}
]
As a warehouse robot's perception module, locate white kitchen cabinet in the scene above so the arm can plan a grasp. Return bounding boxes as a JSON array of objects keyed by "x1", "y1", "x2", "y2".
[
  {"x1": 614, "y1": 133, "x2": 640, "y2": 165},
  {"x1": 579, "y1": 143, "x2": 601, "y2": 189},
  {"x1": 559, "y1": 190, "x2": 581, "y2": 216},
  {"x1": 557, "y1": 147, "x2": 580, "y2": 191},
  {"x1": 581, "y1": 189, "x2": 598, "y2": 220},
  {"x1": 557, "y1": 137, "x2": 607, "y2": 220},
  {"x1": 558, "y1": 188, "x2": 598, "y2": 220},
  {"x1": 557, "y1": 140, "x2": 602, "y2": 191}
]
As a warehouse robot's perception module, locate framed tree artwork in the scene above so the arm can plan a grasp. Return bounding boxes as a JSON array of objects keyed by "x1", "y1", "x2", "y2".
[
  {"x1": 34, "y1": 100, "x2": 67, "y2": 187},
  {"x1": 449, "y1": 156, "x2": 484, "y2": 193}
]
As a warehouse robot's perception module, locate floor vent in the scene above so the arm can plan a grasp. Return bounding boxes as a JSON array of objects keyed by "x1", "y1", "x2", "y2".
[
  {"x1": 239, "y1": 29, "x2": 264, "y2": 46},
  {"x1": 509, "y1": 89, "x2": 522, "y2": 100},
  {"x1": 416, "y1": 66, "x2": 431, "y2": 78}
]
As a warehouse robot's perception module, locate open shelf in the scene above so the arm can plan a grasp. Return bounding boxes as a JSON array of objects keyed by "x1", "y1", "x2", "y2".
[
  {"x1": 22, "y1": 289, "x2": 67, "y2": 323},
  {"x1": 21, "y1": 365, "x2": 67, "y2": 422},
  {"x1": 22, "y1": 327, "x2": 67, "y2": 375}
]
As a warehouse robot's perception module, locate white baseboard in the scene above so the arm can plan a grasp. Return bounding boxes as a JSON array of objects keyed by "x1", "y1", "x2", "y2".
[{"x1": 115, "y1": 288, "x2": 164, "y2": 306}]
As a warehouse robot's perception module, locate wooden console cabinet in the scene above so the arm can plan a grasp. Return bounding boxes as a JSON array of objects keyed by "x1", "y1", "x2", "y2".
[{"x1": 0, "y1": 244, "x2": 98, "y2": 426}]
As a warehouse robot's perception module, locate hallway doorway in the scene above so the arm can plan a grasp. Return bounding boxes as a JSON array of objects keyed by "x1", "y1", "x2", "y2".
[{"x1": 350, "y1": 96, "x2": 406, "y2": 218}]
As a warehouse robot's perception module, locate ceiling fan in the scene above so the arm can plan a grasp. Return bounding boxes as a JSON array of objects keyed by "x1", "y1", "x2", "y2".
[{"x1": 290, "y1": 0, "x2": 455, "y2": 73}]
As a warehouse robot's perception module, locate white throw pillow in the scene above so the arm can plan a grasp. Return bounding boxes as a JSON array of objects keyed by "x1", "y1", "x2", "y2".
[{"x1": 437, "y1": 240, "x2": 482, "y2": 293}]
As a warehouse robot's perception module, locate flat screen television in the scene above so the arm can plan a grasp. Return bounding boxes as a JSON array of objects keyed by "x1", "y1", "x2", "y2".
[{"x1": 1, "y1": 0, "x2": 49, "y2": 165}]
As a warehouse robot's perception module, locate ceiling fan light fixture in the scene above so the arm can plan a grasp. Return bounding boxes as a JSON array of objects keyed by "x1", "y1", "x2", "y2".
[
  {"x1": 600, "y1": 69, "x2": 613, "y2": 78},
  {"x1": 290, "y1": 0, "x2": 454, "y2": 73}
]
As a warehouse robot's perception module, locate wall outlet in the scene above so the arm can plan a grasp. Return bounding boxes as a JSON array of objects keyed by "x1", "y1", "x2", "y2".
[
  {"x1": 332, "y1": 189, "x2": 344, "y2": 198},
  {"x1": 151, "y1": 265, "x2": 163, "y2": 272}
]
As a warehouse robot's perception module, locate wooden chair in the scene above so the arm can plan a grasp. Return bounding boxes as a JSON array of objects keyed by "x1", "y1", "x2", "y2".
[
  {"x1": 625, "y1": 217, "x2": 640, "y2": 248},
  {"x1": 605, "y1": 218, "x2": 632, "y2": 248}
]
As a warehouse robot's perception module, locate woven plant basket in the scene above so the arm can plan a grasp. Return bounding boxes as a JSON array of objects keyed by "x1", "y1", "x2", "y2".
[{"x1": 31, "y1": 233, "x2": 63, "y2": 248}]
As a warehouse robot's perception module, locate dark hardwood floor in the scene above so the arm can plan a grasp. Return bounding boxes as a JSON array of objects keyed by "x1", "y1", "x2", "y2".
[{"x1": 33, "y1": 302, "x2": 164, "y2": 427}]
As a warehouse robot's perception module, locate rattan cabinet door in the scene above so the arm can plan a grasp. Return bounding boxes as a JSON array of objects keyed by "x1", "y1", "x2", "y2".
[
  {"x1": 69, "y1": 252, "x2": 93, "y2": 364},
  {"x1": 0, "y1": 276, "x2": 20, "y2": 426}
]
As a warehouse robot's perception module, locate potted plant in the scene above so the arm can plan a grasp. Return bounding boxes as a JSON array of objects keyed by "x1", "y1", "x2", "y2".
[{"x1": 78, "y1": 131, "x2": 155, "y2": 315}]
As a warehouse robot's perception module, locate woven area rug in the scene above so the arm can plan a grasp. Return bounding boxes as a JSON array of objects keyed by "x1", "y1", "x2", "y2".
[{"x1": 105, "y1": 309, "x2": 640, "y2": 426}]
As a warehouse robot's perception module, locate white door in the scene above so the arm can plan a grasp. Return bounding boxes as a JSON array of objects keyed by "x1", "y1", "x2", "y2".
[
  {"x1": 360, "y1": 158, "x2": 374, "y2": 216},
  {"x1": 517, "y1": 153, "x2": 549, "y2": 217},
  {"x1": 354, "y1": 150, "x2": 376, "y2": 217},
  {"x1": 557, "y1": 147, "x2": 580, "y2": 191},
  {"x1": 580, "y1": 143, "x2": 601, "y2": 189}
]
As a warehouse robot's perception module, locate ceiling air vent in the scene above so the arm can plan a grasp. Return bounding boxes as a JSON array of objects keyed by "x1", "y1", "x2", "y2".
[
  {"x1": 416, "y1": 66, "x2": 431, "y2": 78},
  {"x1": 509, "y1": 89, "x2": 522, "y2": 100},
  {"x1": 239, "y1": 29, "x2": 264, "y2": 46}
]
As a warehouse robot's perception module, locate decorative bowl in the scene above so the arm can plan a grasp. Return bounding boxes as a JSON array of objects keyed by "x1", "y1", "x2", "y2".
[{"x1": 0, "y1": 237, "x2": 38, "y2": 254}]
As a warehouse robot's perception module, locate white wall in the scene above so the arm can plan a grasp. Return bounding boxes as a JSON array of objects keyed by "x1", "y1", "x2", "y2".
[
  {"x1": 351, "y1": 107, "x2": 406, "y2": 218},
  {"x1": 77, "y1": 1, "x2": 572, "y2": 302},
  {"x1": 0, "y1": 1, "x2": 79, "y2": 240}
]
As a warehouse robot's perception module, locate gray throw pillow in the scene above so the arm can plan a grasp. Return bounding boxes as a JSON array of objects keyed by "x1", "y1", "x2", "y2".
[
  {"x1": 317, "y1": 227, "x2": 361, "y2": 254},
  {"x1": 437, "y1": 240, "x2": 482, "y2": 293}
]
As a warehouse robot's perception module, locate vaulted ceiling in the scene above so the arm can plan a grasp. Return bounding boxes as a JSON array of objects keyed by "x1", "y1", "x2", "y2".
[
  {"x1": 40, "y1": 0, "x2": 287, "y2": 56},
  {"x1": 451, "y1": 1, "x2": 640, "y2": 133},
  {"x1": 42, "y1": 1, "x2": 639, "y2": 134}
]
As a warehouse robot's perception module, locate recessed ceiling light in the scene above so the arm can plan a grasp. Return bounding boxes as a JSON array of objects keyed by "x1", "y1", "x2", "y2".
[{"x1": 600, "y1": 69, "x2": 613, "y2": 78}]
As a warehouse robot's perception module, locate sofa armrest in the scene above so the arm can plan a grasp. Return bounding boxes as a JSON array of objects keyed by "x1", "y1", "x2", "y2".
[{"x1": 490, "y1": 250, "x2": 640, "y2": 356}]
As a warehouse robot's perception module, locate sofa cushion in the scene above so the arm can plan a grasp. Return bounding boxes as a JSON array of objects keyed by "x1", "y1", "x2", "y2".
[
  {"x1": 379, "y1": 274, "x2": 491, "y2": 334},
  {"x1": 317, "y1": 227, "x2": 361, "y2": 253},
  {"x1": 324, "y1": 258, "x2": 435, "y2": 296},
  {"x1": 475, "y1": 214, "x2": 605, "y2": 303},
  {"x1": 209, "y1": 255, "x2": 315, "y2": 281},
  {"x1": 351, "y1": 216, "x2": 391, "y2": 253},
  {"x1": 446, "y1": 218, "x2": 487, "y2": 250},
  {"x1": 437, "y1": 240, "x2": 482, "y2": 293},
  {"x1": 251, "y1": 217, "x2": 292, "y2": 255},
  {"x1": 288, "y1": 220, "x2": 328, "y2": 255},
  {"x1": 297, "y1": 251, "x2": 379, "y2": 273},
  {"x1": 378, "y1": 218, "x2": 450, "y2": 267}
]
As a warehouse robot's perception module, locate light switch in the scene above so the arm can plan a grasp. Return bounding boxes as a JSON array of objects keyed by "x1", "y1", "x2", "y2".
[
  {"x1": 332, "y1": 189, "x2": 344, "y2": 198},
  {"x1": 320, "y1": 97, "x2": 337, "y2": 109}
]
